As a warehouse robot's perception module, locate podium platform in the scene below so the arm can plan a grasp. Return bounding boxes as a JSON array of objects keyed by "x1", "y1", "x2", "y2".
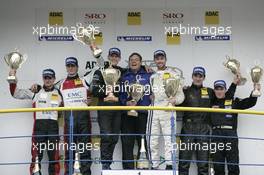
[{"x1": 102, "y1": 170, "x2": 179, "y2": 175}]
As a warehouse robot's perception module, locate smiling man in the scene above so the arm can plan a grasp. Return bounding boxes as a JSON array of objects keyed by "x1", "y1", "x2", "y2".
[
  {"x1": 148, "y1": 50, "x2": 185, "y2": 170},
  {"x1": 8, "y1": 68, "x2": 62, "y2": 175},
  {"x1": 119, "y1": 52, "x2": 152, "y2": 169}
]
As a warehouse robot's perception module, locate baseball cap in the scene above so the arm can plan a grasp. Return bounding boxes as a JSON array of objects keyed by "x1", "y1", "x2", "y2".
[
  {"x1": 42, "y1": 69, "x2": 55, "y2": 78},
  {"x1": 154, "y1": 50, "x2": 166, "y2": 58},
  {"x1": 65, "y1": 57, "x2": 78, "y2": 66},
  {"x1": 193, "y1": 66, "x2": 206, "y2": 77},
  {"x1": 108, "y1": 47, "x2": 121, "y2": 57},
  {"x1": 214, "y1": 80, "x2": 227, "y2": 89}
]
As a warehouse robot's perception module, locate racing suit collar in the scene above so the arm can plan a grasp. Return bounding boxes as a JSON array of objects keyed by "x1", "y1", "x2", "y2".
[
  {"x1": 43, "y1": 85, "x2": 55, "y2": 92},
  {"x1": 66, "y1": 74, "x2": 79, "y2": 80},
  {"x1": 191, "y1": 83, "x2": 203, "y2": 89}
]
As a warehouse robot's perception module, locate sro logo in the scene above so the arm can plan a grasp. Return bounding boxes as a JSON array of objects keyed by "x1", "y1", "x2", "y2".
[
  {"x1": 163, "y1": 12, "x2": 184, "y2": 19},
  {"x1": 85, "y1": 13, "x2": 106, "y2": 19},
  {"x1": 49, "y1": 12, "x2": 63, "y2": 17},
  {"x1": 128, "y1": 12, "x2": 141, "y2": 17},
  {"x1": 205, "y1": 11, "x2": 219, "y2": 16}
]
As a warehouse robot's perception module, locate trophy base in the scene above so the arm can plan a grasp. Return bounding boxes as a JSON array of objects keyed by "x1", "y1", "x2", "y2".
[
  {"x1": 32, "y1": 171, "x2": 42, "y2": 175},
  {"x1": 252, "y1": 90, "x2": 261, "y2": 97},
  {"x1": 7, "y1": 76, "x2": 17, "y2": 83},
  {"x1": 128, "y1": 110, "x2": 138, "y2": 117},
  {"x1": 73, "y1": 170, "x2": 82, "y2": 175},
  {"x1": 104, "y1": 93, "x2": 115, "y2": 102},
  {"x1": 93, "y1": 48, "x2": 103, "y2": 58},
  {"x1": 165, "y1": 102, "x2": 173, "y2": 112}
]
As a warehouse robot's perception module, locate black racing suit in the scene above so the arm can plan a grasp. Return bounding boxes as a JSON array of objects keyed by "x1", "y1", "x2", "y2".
[
  {"x1": 211, "y1": 92, "x2": 257, "y2": 175},
  {"x1": 179, "y1": 83, "x2": 236, "y2": 175},
  {"x1": 91, "y1": 65, "x2": 125, "y2": 169},
  {"x1": 179, "y1": 84, "x2": 214, "y2": 175}
]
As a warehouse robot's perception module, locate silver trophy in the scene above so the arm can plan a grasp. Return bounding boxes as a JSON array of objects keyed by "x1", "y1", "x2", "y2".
[
  {"x1": 73, "y1": 152, "x2": 81, "y2": 175},
  {"x1": 4, "y1": 50, "x2": 27, "y2": 83},
  {"x1": 251, "y1": 65, "x2": 263, "y2": 97},
  {"x1": 101, "y1": 62, "x2": 121, "y2": 101},
  {"x1": 163, "y1": 72, "x2": 181, "y2": 106},
  {"x1": 223, "y1": 56, "x2": 247, "y2": 85},
  {"x1": 72, "y1": 26, "x2": 102, "y2": 58},
  {"x1": 127, "y1": 75, "x2": 145, "y2": 117}
]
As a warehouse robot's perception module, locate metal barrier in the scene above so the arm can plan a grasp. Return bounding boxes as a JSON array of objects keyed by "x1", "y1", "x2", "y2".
[{"x1": 0, "y1": 106, "x2": 264, "y2": 175}]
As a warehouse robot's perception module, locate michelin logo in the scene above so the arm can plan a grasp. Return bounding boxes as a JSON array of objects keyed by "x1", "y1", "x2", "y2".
[
  {"x1": 195, "y1": 35, "x2": 231, "y2": 41},
  {"x1": 117, "y1": 36, "x2": 152, "y2": 42},
  {"x1": 39, "y1": 35, "x2": 74, "y2": 41}
]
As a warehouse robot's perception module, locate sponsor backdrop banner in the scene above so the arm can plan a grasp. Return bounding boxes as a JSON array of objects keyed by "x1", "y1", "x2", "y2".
[{"x1": 0, "y1": 7, "x2": 237, "y2": 175}]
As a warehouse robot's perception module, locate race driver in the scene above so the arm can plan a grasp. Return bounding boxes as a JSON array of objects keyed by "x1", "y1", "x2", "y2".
[
  {"x1": 30, "y1": 57, "x2": 93, "y2": 175},
  {"x1": 91, "y1": 47, "x2": 125, "y2": 170},
  {"x1": 178, "y1": 67, "x2": 239, "y2": 175},
  {"x1": 211, "y1": 80, "x2": 259, "y2": 175},
  {"x1": 148, "y1": 50, "x2": 185, "y2": 170},
  {"x1": 57, "y1": 57, "x2": 92, "y2": 175},
  {"x1": 8, "y1": 68, "x2": 62, "y2": 175}
]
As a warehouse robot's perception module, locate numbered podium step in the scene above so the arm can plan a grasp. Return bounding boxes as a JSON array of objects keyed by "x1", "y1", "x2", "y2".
[{"x1": 102, "y1": 170, "x2": 179, "y2": 175}]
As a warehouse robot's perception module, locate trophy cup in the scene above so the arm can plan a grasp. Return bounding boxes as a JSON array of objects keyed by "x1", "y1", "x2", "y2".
[
  {"x1": 127, "y1": 75, "x2": 145, "y2": 117},
  {"x1": 72, "y1": 26, "x2": 102, "y2": 58},
  {"x1": 101, "y1": 63, "x2": 121, "y2": 101},
  {"x1": 73, "y1": 152, "x2": 81, "y2": 175},
  {"x1": 223, "y1": 56, "x2": 247, "y2": 85},
  {"x1": 4, "y1": 50, "x2": 27, "y2": 83},
  {"x1": 32, "y1": 156, "x2": 41, "y2": 175},
  {"x1": 250, "y1": 65, "x2": 263, "y2": 97},
  {"x1": 164, "y1": 73, "x2": 181, "y2": 106}
]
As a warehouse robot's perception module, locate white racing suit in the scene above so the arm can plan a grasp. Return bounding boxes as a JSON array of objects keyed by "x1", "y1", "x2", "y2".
[
  {"x1": 147, "y1": 67, "x2": 185, "y2": 168},
  {"x1": 9, "y1": 82, "x2": 62, "y2": 175}
]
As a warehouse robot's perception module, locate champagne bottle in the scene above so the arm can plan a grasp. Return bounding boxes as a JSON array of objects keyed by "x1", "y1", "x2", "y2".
[
  {"x1": 73, "y1": 152, "x2": 81, "y2": 175},
  {"x1": 32, "y1": 156, "x2": 41, "y2": 175},
  {"x1": 137, "y1": 135, "x2": 150, "y2": 170}
]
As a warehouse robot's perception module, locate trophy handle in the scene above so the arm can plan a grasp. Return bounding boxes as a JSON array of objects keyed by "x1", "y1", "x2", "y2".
[
  {"x1": 117, "y1": 69, "x2": 121, "y2": 79},
  {"x1": 3, "y1": 54, "x2": 10, "y2": 67}
]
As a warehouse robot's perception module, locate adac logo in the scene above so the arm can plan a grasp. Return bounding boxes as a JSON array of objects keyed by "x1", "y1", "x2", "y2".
[
  {"x1": 49, "y1": 12, "x2": 63, "y2": 25},
  {"x1": 127, "y1": 12, "x2": 142, "y2": 25},
  {"x1": 205, "y1": 11, "x2": 219, "y2": 17},
  {"x1": 49, "y1": 12, "x2": 63, "y2": 17},
  {"x1": 162, "y1": 12, "x2": 184, "y2": 24},
  {"x1": 84, "y1": 13, "x2": 106, "y2": 24},
  {"x1": 128, "y1": 12, "x2": 141, "y2": 17},
  {"x1": 205, "y1": 11, "x2": 220, "y2": 25}
]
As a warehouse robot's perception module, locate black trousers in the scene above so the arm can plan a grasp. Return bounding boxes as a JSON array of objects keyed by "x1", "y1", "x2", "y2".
[
  {"x1": 30, "y1": 119, "x2": 60, "y2": 175},
  {"x1": 64, "y1": 111, "x2": 92, "y2": 175},
  {"x1": 98, "y1": 110, "x2": 121, "y2": 169},
  {"x1": 179, "y1": 122, "x2": 210, "y2": 175},
  {"x1": 121, "y1": 112, "x2": 148, "y2": 169},
  {"x1": 211, "y1": 129, "x2": 239, "y2": 175}
]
